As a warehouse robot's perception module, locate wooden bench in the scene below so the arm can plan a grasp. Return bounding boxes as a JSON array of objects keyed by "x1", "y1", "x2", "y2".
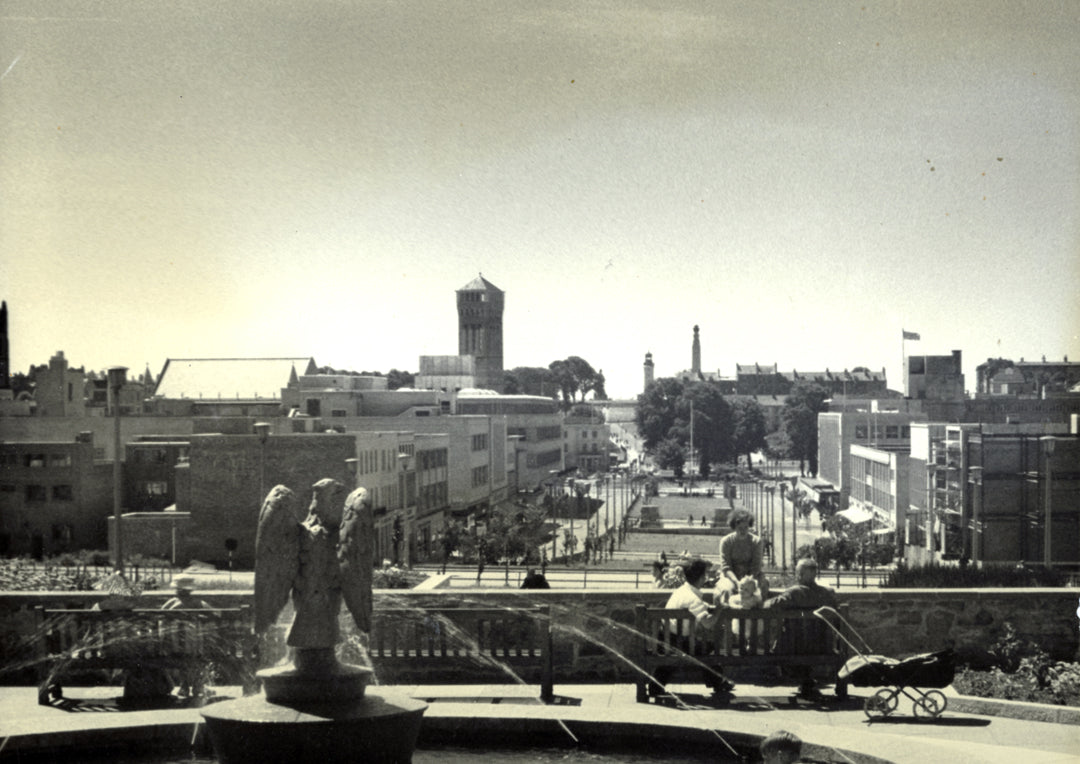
[
  {"x1": 368, "y1": 605, "x2": 554, "y2": 704},
  {"x1": 35, "y1": 606, "x2": 256, "y2": 705},
  {"x1": 633, "y1": 604, "x2": 849, "y2": 703}
]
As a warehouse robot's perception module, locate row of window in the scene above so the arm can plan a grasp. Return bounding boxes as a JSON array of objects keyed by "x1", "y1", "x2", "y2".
[
  {"x1": 566, "y1": 430, "x2": 601, "y2": 438},
  {"x1": 471, "y1": 465, "x2": 489, "y2": 488},
  {"x1": 1, "y1": 484, "x2": 74, "y2": 501},
  {"x1": 1, "y1": 453, "x2": 74, "y2": 468},
  {"x1": 536, "y1": 426, "x2": 561, "y2": 441},
  {"x1": 471, "y1": 433, "x2": 489, "y2": 452},
  {"x1": 418, "y1": 481, "x2": 449, "y2": 512},
  {"x1": 416, "y1": 449, "x2": 448, "y2": 471},
  {"x1": 854, "y1": 424, "x2": 911, "y2": 441},
  {"x1": 357, "y1": 448, "x2": 397, "y2": 475}
]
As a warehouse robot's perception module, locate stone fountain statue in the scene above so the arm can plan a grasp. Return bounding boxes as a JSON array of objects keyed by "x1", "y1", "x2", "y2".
[
  {"x1": 254, "y1": 480, "x2": 373, "y2": 702},
  {"x1": 201, "y1": 479, "x2": 427, "y2": 764}
]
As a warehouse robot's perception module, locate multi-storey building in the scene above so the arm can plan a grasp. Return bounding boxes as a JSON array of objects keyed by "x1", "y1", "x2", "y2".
[
  {"x1": 0, "y1": 432, "x2": 111, "y2": 557},
  {"x1": 847, "y1": 444, "x2": 910, "y2": 556},
  {"x1": 975, "y1": 356, "x2": 1080, "y2": 397},
  {"x1": 817, "y1": 410, "x2": 921, "y2": 510},
  {"x1": 563, "y1": 412, "x2": 610, "y2": 474},
  {"x1": 906, "y1": 350, "x2": 964, "y2": 401}
]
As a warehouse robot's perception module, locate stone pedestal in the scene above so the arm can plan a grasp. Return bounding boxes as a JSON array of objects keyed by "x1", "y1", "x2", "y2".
[{"x1": 201, "y1": 689, "x2": 428, "y2": 764}]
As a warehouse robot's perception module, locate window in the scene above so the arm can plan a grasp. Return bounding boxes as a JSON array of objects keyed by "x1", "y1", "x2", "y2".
[
  {"x1": 26, "y1": 485, "x2": 47, "y2": 502},
  {"x1": 24, "y1": 454, "x2": 46, "y2": 468},
  {"x1": 50, "y1": 454, "x2": 72, "y2": 468},
  {"x1": 471, "y1": 465, "x2": 489, "y2": 487},
  {"x1": 52, "y1": 485, "x2": 74, "y2": 501},
  {"x1": 140, "y1": 481, "x2": 168, "y2": 495},
  {"x1": 471, "y1": 433, "x2": 488, "y2": 451},
  {"x1": 901, "y1": 426, "x2": 911, "y2": 439},
  {"x1": 331, "y1": 410, "x2": 347, "y2": 418},
  {"x1": 855, "y1": 424, "x2": 868, "y2": 440},
  {"x1": 0, "y1": 453, "x2": 16, "y2": 467},
  {"x1": 0, "y1": 484, "x2": 15, "y2": 492},
  {"x1": 885, "y1": 425, "x2": 899, "y2": 439}
]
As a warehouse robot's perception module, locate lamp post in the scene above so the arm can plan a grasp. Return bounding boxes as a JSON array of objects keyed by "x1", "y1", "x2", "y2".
[
  {"x1": 108, "y1": 366, "x2": 127, "y2": 575},
  {"x1": 778, "y1": 482, "x2": 787, "y2": 571},
  {"x1": 1041, "y1": 436, "x2": 1056, "y2": 568}
]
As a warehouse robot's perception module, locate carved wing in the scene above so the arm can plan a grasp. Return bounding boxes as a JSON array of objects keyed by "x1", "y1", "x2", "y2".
[
  {"x1": 254, "y1": 485, "x2": 302, "y2": 635},
  {"x1": 337, "y1": 486, "x2": 374, "y2": 634}
]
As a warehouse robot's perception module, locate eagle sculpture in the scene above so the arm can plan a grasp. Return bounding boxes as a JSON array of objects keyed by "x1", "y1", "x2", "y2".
[{"x1": 254, "y1": 479, "x2": 374, "y2": 651}]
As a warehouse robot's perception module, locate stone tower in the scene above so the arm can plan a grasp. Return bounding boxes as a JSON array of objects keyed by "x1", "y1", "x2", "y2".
[
  {"x1": 643, "y1": 351, "x2": 654, "y2": 391},
  {"x1": 691, "y1": 325, "x2": 701, "y2": 377},
  {"x1": 457, "y1": 275, "x2": 504, "y2": 392}
]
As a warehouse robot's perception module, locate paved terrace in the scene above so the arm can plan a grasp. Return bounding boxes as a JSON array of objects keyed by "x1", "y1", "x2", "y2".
[{"x1": 1, "y1": 680, "x2": 1078, "y2": 763}]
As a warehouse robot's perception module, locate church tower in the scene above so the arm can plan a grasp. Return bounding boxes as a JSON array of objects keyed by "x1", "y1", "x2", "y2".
[
  {"x1": 457, "y1": 275, "x2": 504, "y2": 392},
  {"x1": 643, "y1": 351, "x2": 654, "y2": 391},
  {"x1": 691, "y1": 325, "x2": 701, "y2": 378}
]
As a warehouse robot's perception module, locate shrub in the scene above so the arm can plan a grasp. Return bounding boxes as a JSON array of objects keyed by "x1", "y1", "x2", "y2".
[
  {"x1": 953, "y1": 622, "x2": 1080, "y2": 707},
  {"x1": 881, "y1": 561, "x2": 1066, "y2": 588}
]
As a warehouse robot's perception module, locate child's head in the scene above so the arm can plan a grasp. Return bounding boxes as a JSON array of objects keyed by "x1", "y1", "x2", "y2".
[
  {"x1": 760, "y1": 729, "x2": 802, "y2": 764},
  {"x1": 737, "y1": 575, "x2": 758, "y2": 600}
]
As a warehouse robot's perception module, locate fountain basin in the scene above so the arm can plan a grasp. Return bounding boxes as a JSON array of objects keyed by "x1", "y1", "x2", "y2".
[{"x1": 200, "y1": 689, "x2": 427, "y2": 764}]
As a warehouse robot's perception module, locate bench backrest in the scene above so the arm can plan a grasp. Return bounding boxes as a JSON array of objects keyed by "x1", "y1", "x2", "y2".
[
  {"x1": 37, "y1": 606, "x2": 252, "y2": 663},
  {"x1": 368, "y1": 606, "x2": 553, "y2": 701},
  {"x1": 635, "y1": 604, "x2": 847, "y2": 658}
]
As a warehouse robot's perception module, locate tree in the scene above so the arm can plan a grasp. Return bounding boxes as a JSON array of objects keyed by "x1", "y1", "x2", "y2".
[
  {"x1": 505, "y1": 366, "x2": 557, "y2": 398},
  {"x1": 654, "y1": 437, "x2": 686, "y2": 477},
  {"x1": 386, "y1": 369, "x2": 415, "y2": 390},
  {"x1": 548, "y1": 356, "x2": 605, "y2": 408},
  {"x1": 682, "y1": 381, "x2": 733, "y2": 475},
  {"x1": 634, "y1": 377, "x2": 685, "y2": 451},
  {"x1": 781, "y1": 383, "x2": 830, "y2": 476},
  {"x1": 730, "y1": 397, "x2": 767, "y2": 469}
]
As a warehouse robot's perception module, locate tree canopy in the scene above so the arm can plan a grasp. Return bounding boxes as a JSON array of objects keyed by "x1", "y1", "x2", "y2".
[
  {"x1": 635, "y1": 377, "x2": 734, "y2": 477},
  {"x1": 780, "y1": 382, "x2": 830, "y2": 476},
  {"x1": 548, "y1": 356, "x2": 607, "y2": 408},
  {"x1": 730, "y1": 396, "x2": 768, "y2": 468}
]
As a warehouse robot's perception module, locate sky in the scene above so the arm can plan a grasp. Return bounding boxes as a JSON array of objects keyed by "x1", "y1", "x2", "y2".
[{"x1": 1, "y1": 1, "x2": 1077, "y2": 399}]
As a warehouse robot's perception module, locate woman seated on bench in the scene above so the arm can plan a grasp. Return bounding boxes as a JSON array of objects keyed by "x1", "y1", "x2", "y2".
[
  {"x1": 714, "y1": 510, "x2": 770, "y2": 604},
  {"x1": 661, "y1": 559, "x2": 734, "y2": 695}
]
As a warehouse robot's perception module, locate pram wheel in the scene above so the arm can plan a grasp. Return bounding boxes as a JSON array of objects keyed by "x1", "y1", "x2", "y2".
[
  {"x1": 913, "y1": 689, "x2": 947, "y2": 718},
  {"x1": 864, "y1": 688, "x2": 897, "y2": 718}
]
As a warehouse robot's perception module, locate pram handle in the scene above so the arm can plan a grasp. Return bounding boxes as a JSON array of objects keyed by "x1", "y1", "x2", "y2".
[{"x1": 813, "y1": 606, "x2": 875, "y2": 656}]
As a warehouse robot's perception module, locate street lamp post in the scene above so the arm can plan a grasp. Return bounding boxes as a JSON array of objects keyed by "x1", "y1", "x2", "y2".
[
  {"x1": 778, "y1": 482, "x2": 787, "y2": 571},
  {"x1": 1041, "y1": 436, "x2": 1056, "y2": 568},
  {"x1": 108, "y1": 367, "x2": 127, "y2": 575}
]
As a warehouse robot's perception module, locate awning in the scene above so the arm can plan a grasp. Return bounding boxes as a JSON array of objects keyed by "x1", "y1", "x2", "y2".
[{"x1": 837, "y1": 507, "x2": 874, "y2": 524}]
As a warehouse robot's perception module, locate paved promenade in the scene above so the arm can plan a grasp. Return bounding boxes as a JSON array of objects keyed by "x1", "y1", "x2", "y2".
[{"x1": 2, "y1": 681, "x2": 1077, "y2": 763}]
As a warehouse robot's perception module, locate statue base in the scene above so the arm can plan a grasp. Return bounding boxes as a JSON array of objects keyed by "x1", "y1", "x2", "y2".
[
  {"x1": 258, "y1": 648, "x2": 373, "y2": 704},
  {"x1": 201, "y1": 689, "x2": 428, "y2": 764}
]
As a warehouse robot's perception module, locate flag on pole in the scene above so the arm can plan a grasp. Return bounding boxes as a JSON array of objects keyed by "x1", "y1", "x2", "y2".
[{"x1": 902, "y1": 330, "x2": 920, "y2": 341}]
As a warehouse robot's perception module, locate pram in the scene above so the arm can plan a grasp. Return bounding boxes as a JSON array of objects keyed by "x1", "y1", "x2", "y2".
[{"x1": 813, "y1": 606, "x2": 955, "y2": 719}]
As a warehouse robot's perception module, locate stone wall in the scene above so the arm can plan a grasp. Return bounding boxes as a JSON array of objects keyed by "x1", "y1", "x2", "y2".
[{"x1": 3, "y1": 588, "x2": 1077, "y2": 686}]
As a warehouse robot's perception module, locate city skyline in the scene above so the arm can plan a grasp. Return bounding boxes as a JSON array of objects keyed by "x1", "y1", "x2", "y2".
[{"x1": 2, "y1": 2, "x2": 1077, "y2": 399}]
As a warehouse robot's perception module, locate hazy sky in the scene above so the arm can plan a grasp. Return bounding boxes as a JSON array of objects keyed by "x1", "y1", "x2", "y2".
[{"x1": 2, "y1": 1, "x2": 1077, "y2": 398}]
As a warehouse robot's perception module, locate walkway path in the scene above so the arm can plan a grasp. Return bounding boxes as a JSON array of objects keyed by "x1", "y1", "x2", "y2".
[{"x1": 2, "y1": 681, "x2": 1077, "y2": 763}]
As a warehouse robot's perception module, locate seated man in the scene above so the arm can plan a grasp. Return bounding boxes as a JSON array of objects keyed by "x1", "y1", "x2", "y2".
[
  {"x1": 765, "y1": 558, "x2": 838, "y2": 697},
  {"x1": 660, "y1": 559, "x2": 733, "y2": 695}
]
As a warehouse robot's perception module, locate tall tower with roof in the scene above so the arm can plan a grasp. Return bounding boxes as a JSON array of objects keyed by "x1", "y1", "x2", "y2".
[
  {"x1": 643, "y1": 351, "x2": 654, "y2": 391},
  {"x1": 456, "y1": 274, "x2": 504, "y2": 392},
  {"x1": 692, "y1": 325, "x2": 701, "y2": 378}
]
